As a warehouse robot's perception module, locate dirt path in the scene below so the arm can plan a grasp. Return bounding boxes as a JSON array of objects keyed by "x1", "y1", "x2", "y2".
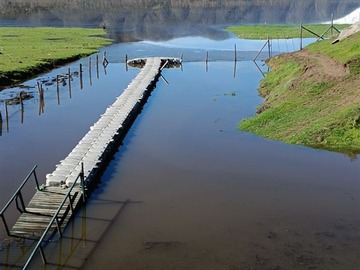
[{"x1": 286, "y1": 49, "x2": 349, "y2": 79}]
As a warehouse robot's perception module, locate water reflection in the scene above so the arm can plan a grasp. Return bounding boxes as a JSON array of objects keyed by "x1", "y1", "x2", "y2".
[
  {"x1": 1, "y1": 33, "x2": 359, "y2": 269},
  {"x1": 0, "y1": 54, "x2": 109, "y2": 136},
  {"x1": 2, "y1": 35, "x2": 300, "y2": 137}
]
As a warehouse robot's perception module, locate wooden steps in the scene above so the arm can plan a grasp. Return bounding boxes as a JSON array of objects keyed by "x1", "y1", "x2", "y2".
[{"x1": 10, "y1": 187, "x2": 82, "y2": 238}]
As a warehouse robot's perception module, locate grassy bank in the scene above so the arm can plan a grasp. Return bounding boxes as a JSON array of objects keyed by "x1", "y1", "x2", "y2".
[
  {"x1": 239, "y1": 31, "x2": 360, "y2": 155},
  {"x1": 226, "y1": 24, "x2": 349, "y2": 39},
  {"x1": 0, "y1": 27, "x2": 112, "y2": 86}
]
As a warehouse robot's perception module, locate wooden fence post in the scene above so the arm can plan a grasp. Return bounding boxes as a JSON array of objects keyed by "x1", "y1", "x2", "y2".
[
  {"x1": 4, "y1": 101, "x2": 9, "y2": 132},
  {"x1": 300, "y1": 23, "x2": 302, "y2": 51},
  {"x1": 80, "y1": 63, "x2": 83, "y2": 90},
  {"x1": 68, "y1": 68, "x2": 72, "y2": 98},
  {"x1": 0, "y1": 109, "x2": 2, "y2": 137},
  {"x1": 234, "y1": 44, "x2": 237, "y2": 61}
]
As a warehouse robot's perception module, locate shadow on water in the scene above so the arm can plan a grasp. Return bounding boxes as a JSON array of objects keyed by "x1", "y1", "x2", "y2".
[{"x1": 0, "y1": 198, "x2": 142, "y2": 269}]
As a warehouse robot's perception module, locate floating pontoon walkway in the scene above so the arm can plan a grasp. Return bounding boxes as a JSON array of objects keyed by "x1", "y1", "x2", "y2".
[{"x1": 2, "y1": 57, "x2": 181, "y2": 240}]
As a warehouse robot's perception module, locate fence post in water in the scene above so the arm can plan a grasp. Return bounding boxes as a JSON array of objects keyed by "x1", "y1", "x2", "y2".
[
  {"x1": 56, "y1": 75, "x2": 60, "y2": 105},
  {"x1": 96, "y1": 54, "x2": 99, "y2": 79},
  {"x1": 80, "y1": 63, "x2": 83, "y2": 90},
  {"x1": 0, "y1": 109, "x2": 2, "y2": 137},
  {"x1": 234, "y1": 44, "x2": 237, "y2": 62},
  {"x1": 102, "y1": 51, "x2": 109, "y2": 67},
  {"x1": 267, "y1": 36, "x2": 271, "y2": 59},
  {"x1": 205, "y1": 52, "x2": 209, "y2": 72},
  {"x1": 4, "y1": 101, "x2": 9, "y2": 132},
  {"x1": 37, "y1": 82, "x2": 45, "y2": 115},
  {"x1": 19, "y1": 92, "x2": 24, "y2": 124},
  {"x1": 233, "y1": 59, "x2": 237, "y2": 78},
  {"x1": 125, "y1": 54, "x2": 128, "y2": 71},
  {"x1": 89, "y1": 58, "x2": 92, "y2": 86},
  {"x1": 68, "y1": 68, "x2": 72, "y2": 98},
  {"x1": 89, "y1": 57, "x2": 91, "y2": 71},
  {"x1": 300, "y1": 23, "x2": 303, "y2": 50}
]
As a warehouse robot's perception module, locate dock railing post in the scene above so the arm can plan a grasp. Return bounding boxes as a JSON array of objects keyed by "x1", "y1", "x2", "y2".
[
  {"x1": 0, "y1": 165, "x2": 38, "y2": 236},
  {"x1": 33, "y1": 168, "x2": 40, "y2": 190},
  {"x1": 0, "y1": 214, "x2": 10, "y2": 236},
  {"x1": 81, "y1": 162, "x2": 86, "y2": 203}
]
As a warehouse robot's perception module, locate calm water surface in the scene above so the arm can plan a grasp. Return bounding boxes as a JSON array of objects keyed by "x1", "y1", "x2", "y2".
[{"x1": 0, "y1": 36, "x2": 359, "y2": 269}]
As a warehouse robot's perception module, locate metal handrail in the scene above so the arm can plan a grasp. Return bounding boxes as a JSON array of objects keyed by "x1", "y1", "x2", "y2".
[
  {"x1": 0, "y1": 165, "x2": 39, "y2": 236},
  {"x1": 22, "y1": 165, "x2": 85, "y2": 270}
]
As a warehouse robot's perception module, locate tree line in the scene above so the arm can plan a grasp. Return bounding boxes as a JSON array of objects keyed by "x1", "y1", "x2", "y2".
[{"x1": 0, "y1": 0, "x2": 353, "y2": 12}]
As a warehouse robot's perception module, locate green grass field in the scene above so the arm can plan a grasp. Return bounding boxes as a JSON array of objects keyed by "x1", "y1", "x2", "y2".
[
  {"x1": 0, "y1": 27, "x2": 112, "y2": 85},
  {"x1": 226, "y1": 24, "x2": 349, "y2": 39}
]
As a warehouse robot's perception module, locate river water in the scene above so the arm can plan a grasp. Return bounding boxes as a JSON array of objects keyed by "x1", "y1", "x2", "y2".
[{"x1": 0, "y1": 32, "x2": 359, "y2": 269}]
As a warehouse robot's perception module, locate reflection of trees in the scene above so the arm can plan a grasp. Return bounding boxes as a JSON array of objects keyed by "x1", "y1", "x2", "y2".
[{"x1": 1, "y1": 1, "x2": 359, "y2": 40}]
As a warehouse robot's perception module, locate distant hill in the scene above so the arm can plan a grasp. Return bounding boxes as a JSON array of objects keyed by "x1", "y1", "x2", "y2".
[{"x1": 0, "y1": 0, "x2": 359, "y2": 25}]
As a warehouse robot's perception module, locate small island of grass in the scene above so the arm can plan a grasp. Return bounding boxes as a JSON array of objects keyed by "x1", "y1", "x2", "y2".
[{"x1": 0, "y1": 27, "x2": 112, "y2": 86}]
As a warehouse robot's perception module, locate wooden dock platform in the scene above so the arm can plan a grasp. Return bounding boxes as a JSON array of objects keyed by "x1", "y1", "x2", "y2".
[
  {"x1": 10, "y1": 187, "x2": 82, "y2": 237},
  {"x1": 6, "y1": 57, "x2": 181, "y2": 239}
]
